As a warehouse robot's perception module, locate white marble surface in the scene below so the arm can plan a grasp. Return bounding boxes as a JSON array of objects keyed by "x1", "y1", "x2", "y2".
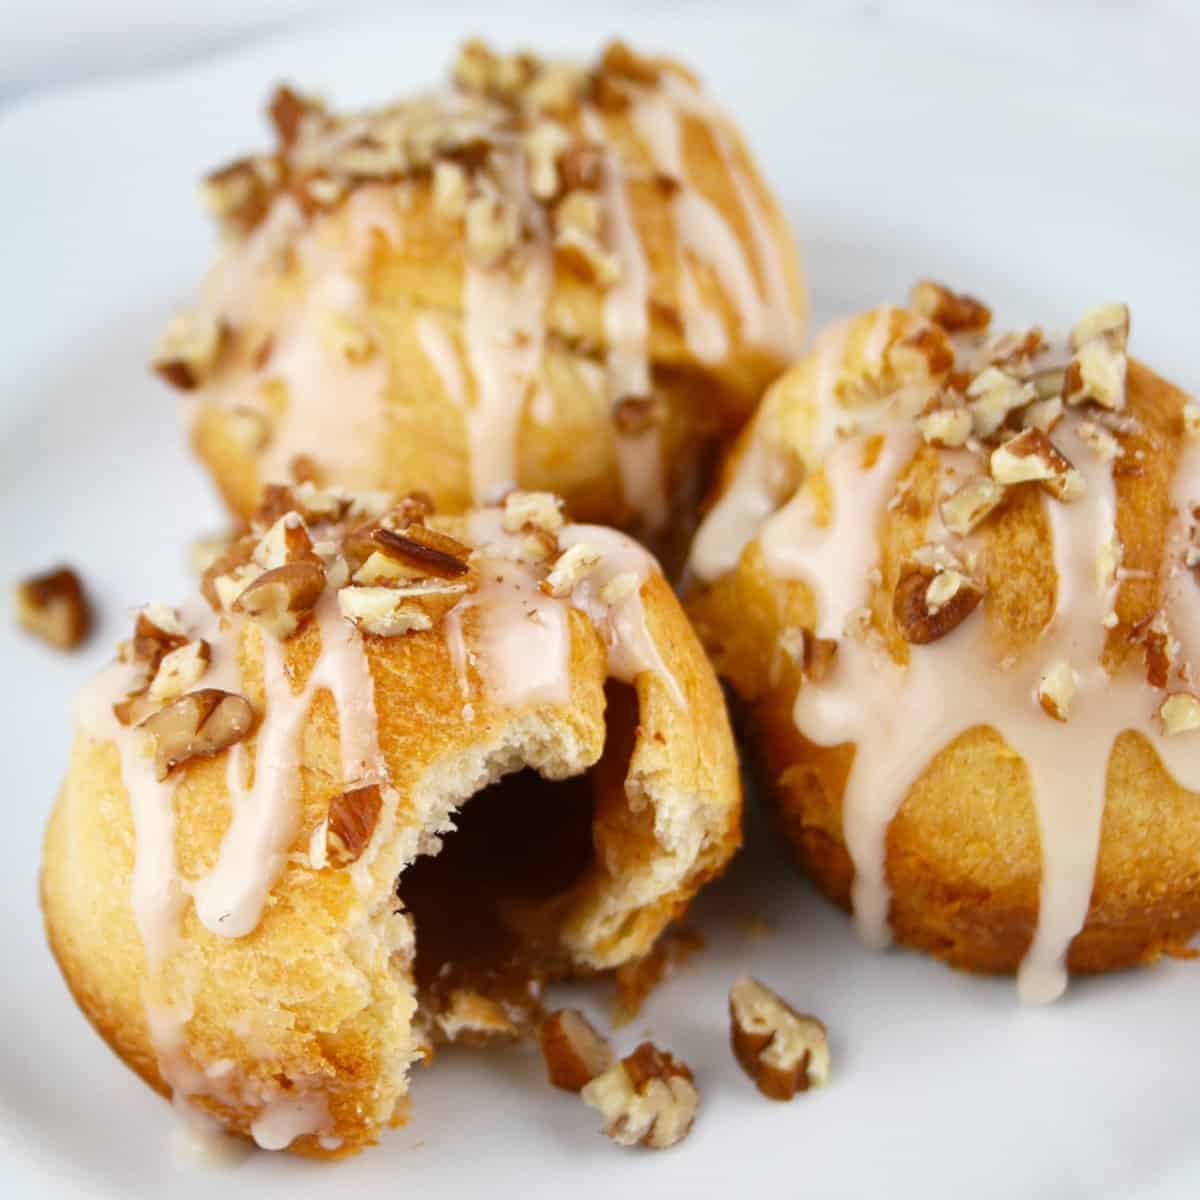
[{"x1": 3, "y1": 0, "x2": 1199, "y2": 105}]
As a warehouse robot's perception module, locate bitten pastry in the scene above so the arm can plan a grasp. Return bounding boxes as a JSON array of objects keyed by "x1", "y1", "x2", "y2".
[
  {"x1": 155, "y1": 40, "x2": 806, "y2": 560},
  {"x1": 686, "y1": 284, "x2": 1200, "y2": 1002},
  {"x1": 42, "y1": 484, "x2": 740, "y2": 1156}
]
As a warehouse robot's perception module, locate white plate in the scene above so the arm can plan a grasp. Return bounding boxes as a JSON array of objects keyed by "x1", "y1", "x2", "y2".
[{"x1": 2, "y1": 5, "x2": 1198, "y2": 1197}]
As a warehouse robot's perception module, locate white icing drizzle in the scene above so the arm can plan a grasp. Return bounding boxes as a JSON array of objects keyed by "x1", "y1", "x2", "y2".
[
  {"x1": 582, "y1": 108, "x2": 666, "y2": 528},
  {"x1": 256, "y1": 268, "x2": 389, "y2": 487},
  {"x1": 416, "y1": 314, "x2": 467, "y2": 409},
  {"x1": 629, "y1": 77, "x2": 802, "y2": 365},
  {"x1": 688, "y1": 320, "x2": 852, "y2": 583},
  {"x1": 250, "y1": 1091, "x2": 334, "y2": 1152},
  {"x1": 659, "y1": 73, "x2": 803, "y2": 359},
  {"x1": 559, "y1": 524, "x2": 685, "y2": 706},
  {"x1": 75, "y1": 574, "x2": 388, "y2": 1136},
  {"x1": 445, "y1": 511, "x2": 682, "y2": 707},
  {"x1": 462, "y1": 156, "x2": 551, "y2": 504},
  {"x1": 444, "y1": 556, "x2": 573, "y2": 707},
  {"x1": 192, "y1": 589, "x2": 387, "y2": 937},
  {"x1": 692, "y1": 317, "x2": 1200, "y2": 1000}
]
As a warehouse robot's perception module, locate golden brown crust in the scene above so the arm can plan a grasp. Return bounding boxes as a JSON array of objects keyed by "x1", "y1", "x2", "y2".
[
  {"x1": 688, "y1": 307, "x2": 1200, "y2": 979},
  {"x1": 173, "y1": 40, "x2": 805, "y2": 556},
  {"x1": 43, "y1": 500, "x2": 739, "y2": 1157}
]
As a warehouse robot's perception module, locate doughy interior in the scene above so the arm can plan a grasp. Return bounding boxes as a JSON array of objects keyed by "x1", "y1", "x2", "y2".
[{"x1": 399, "y1": 683, "x2": 639, "y2": 1019}]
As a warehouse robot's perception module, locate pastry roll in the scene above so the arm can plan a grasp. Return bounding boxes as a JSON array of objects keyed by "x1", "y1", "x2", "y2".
[
  {"x1": 156, "y1": 40, "x2": 806, "y2": 559},
  {"x1": 42, "y1": 485, "x2": 740, "y2": 1155},
  {"x1": 686, "y1": 285, "x2": 1200, "y2": 1002}
]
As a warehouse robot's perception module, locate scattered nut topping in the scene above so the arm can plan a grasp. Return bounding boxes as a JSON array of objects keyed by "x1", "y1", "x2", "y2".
[
  {"x1": 525, "y1": 120, "x2": 570, "y2": 199},
  {"x1": 123, "y1": 605, "x2": 188, "y2": 684},
  {"x1": 924, "y1": 568, "x2": 974, "y2": 616},
  {"x1": 967, "y1": 367, "x2": 1036, "y2": 439},
  {"x1": 14, "y1": 566, "x2": 92, "y2": 651},
  {"x1": 779, "y1": 628, "x2": 839, "y2": 683},
  {"x1": 598, "y1": 41, "x2": 661, "y2": 85},
  {"x1": 326, "y1": 783, "x2": 382, "y2": 866},
  {"x1": 508, "y1": 527, "x2": 559, "y2": 564},
  {"x1": 1021, "y1": 394, "x2": 1064, "y2": 433},
  {"x1": 233, "y1": 561, "x2": 326, "y2": 638},
  {"x1": 613, "y1": 394, "x2": 665, "y2": 436},
  {"x1": 559, "y1": 142, "x2": 606, "y2": 192},
  {"x1": 909, "y1": 281, "x2": 991, "y2": 333},
  {"x1": 338, "y1": 585, "x2": 434, "y2": 636},
  {"x1": 1159, "y1": 692, "x2": 1200, "y2": 737},
  {"x1": 432, "y1": 160, "x2": 468, "y2": 219},
  {"x1": 254, "y1": 481, "x2": 352, "y2": 529},
  {"x1": 139, "y1": 689, "x2": 254, "y2": 780},
  {"x1": 1064, "y1": 303, "x2": 1129, "y2": 411},
  {"x1": 1143, "y1": 619, "x2": 1178, "y2": 689},
  {"x1": 939, "y1": 475, "x2": 1006, "y2": 536},
  {"x1": 525, "y1": 62, "x2": 586, "y2": 118},
  {"x1": 988, "y1": 328, "x2": 1047, "y2": 370},
  {"x1": 379, "y1": 492, "x2": 436, "y2": 531},
  {"x1": 1037, "y1": 660, "x2": 1078, "y2": 722},
  {"x1": 554, "y1": 218, "x2": 620, "y2": 286},
  {"x1": 320, "y1": 310, "x2": 375, "y2": 363},
  {"x1": 894, "y1": 562, "x2": 982, "y2": 645},
  {"x1": 544, "y1": 543, "x2": 603, "y2": 597},
  {"x1": 197, "y1": 156, "x2": 276, "y2": 235},
  {"x1": 451, "y1": 38, "x2": 498, "y2": 94},
  {"x1": 555, "y1": 188, "x2": 602, "y2": 239},
  {"x1": 1070, "y1": 303, "x2": 1130, "y2": 353},
  {"x1": 371, "y1": 525, "x2": 472, "y2": 579},
  {"x1": 147, "y1": 640, "x2": 211, "y2": 705},
  {"x1": 889, "y1": 326, "x2": 955, "y2": 379},
  {"x1": 581, "y1": 1042, "x2": 698, "y2": 1151},
  {"x1": 990, "y1": 428, "x2": 1085, "y2": 501},
  {"x1": 1097, "y1": 530, "x2": 1123, "y2": 594},
  {"x1": 917, "y1": 407, "x2": 972, "y2": 448},
  {"x1": 729, "y1": 977, "x2": 831, "y2": 1102},
  {"x1": 1075, "y1": 420, "x2": 1120, "y2": 462},
  {"x1": 254, "y1": 512, "x2": 318, "y2": 570},
  {"x1": 502, "y1": 490, "x2": 564, "y2": 535},
  {"x1": 538, "y1": 1009, "x2": 614, "y2": 1093},
  {"x1": 188, "y1": 532, "x2": 234, "y2": 577},
  {"x1": 151, "y1": 311, "x2": 226, "y2": 390},
  {"x1": 465, "y1": 184, "x2": 519, "y2": 266},
  {"x1": 268, "y1": 84, "x2": 323, "y2": 148},
  {"x1": 213, "y1": 562, "x2": 264, "y2": 612}
]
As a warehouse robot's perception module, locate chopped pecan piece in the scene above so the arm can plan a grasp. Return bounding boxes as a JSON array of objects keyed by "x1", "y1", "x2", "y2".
[
  {"x1": 151, "y1": 311, "x2": 226, "y2": 390},
  {"x1": 909, "y1": 281, "x2": 991, "y2": 333},
  {"x1": 15, "y1": 566, "x2": 92, "y2": 651},
  {"x1": 990, "y1": 428, "x2": 1084, "y2": 501},
  {"x1": 581, "y1": 1042, "x2": 698, "y2": 1150},
  {"x1": 538, "y1": 1009, "x2": 614, "y2": 1093},
  {"x1": 371, "y1": 525, "x2": 471, "y2": 579},
  {"x1": 139, "y1": 689, "x2": 254, "y2": 780},
  {"x1": 729, "y1": 976, "x2": 831, "y2": 1101},
  {"x1": 233, "y1": 561, "x2": 326, "y2": 638},
  {"x1": 326, "y1": 784, "x2": 382, "y2": 866},
  {"x1": 894, "y1": 563, "x2": 982, "y2": 645}
]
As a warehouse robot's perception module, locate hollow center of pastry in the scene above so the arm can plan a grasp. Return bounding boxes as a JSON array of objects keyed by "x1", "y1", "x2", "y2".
[{"x1": 399, "y1": 682, "x2": 639, "y2": 1022}]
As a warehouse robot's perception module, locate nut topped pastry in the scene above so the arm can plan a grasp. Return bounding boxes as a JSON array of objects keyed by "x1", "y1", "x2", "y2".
[
  {"x1": 158, "y1": 40, "x2": 806, "y2": 557},
  {"x1": 687, "y1": 285, "x2": 1200, "y2": 1002},
  {"x1": 42, "y1": 484, "x2": 740, "y2": 1156}
]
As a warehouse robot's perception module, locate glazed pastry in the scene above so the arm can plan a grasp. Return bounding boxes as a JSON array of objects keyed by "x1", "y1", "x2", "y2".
[
  {"x1": 686, "y1": 284, "x2": 1200, "y2": 1002},
  {"x1": 42, "y1": 484, "x2": 740, "y2": 1155},
  {"x1": 154, "y1": 40, "x2": 806, "y2": 561}
]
